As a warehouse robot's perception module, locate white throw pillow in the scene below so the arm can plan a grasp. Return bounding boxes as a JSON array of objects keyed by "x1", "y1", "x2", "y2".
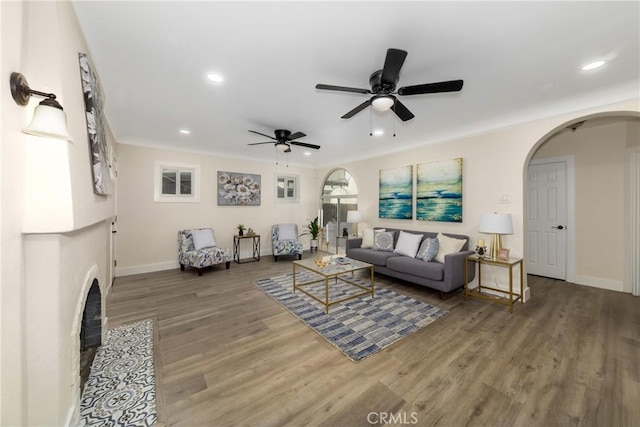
[
  {"x1": 361, "y1": 227, "x2": 380, "y2": 249},
  {"x1": 393, "y1": 231, "x2": 423, "y2": 257},
  {"x1": 434, "y1": 233, "x2": 467, "y2": 263},
  {"x1": 278, "y1": 224, "x2": 297, "y2": 241},
  {"x1": 192, "y1": 229, "x2": 216, "y2": 250}
]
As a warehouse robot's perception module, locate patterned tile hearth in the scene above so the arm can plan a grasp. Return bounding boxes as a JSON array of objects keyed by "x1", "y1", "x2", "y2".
[
  {"x1": 80, "y1": 319, "x2": 157, "y2": 426},
  {"x1": 254, "y1": 272, "x2": 448, "y2": 362}
]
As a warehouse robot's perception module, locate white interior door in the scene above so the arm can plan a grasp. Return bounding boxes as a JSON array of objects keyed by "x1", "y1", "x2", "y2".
[{"x1": 527, "y1": 161, "x2": 567, "y2": 280}]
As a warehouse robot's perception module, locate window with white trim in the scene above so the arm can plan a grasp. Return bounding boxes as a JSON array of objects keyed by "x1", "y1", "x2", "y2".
[
  {"x1": 275, "y1": 174, "x2": 299, "y2": 203},
  {"x1": 154, "y1": 161, "x2": 200, "y2": 203}
]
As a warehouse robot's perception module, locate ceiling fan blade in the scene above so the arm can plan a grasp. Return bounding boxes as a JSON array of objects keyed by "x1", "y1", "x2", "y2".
[
  {"x1": 316, "y1": 84, "x2": 371, "y2": 95},
  {"x1": 390, "y1": 99, "x2": 415, "y2": 122},
  {"x1": 398, "y1": 79, "x2": 464, "y2": 96},
  {"x1": 341, "y1": 99, "x2": 371, "y2": 119},
  {"x1": 290, "y1": 141, "x2": 321, "y2": 150},
  {"x1": 287, "y1": 131, "x2": 306, "y2": 141},
  {"x1": 247, "y1": 141, "x2": 275, "y2": 146},
  {"x1": 381, "y1": 48, "x2": 407, "y2": 85},
  {"x1": 248, "y1": 130, "x2": 276, "y2": 140}
]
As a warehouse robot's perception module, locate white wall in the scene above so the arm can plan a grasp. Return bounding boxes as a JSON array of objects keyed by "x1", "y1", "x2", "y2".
[
  {"x1": 115, "y1": 143, "x2": 318, "y2": 275},
  {"x1": 533, "y1": 119, "x2": 637, "y2": 289},
  {"x1": 1, "y1": 1, "x2": 116, "y2": 425}
]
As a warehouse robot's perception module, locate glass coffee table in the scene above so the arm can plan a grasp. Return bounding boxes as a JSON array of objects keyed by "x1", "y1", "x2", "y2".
[{"x1": 292, "y1": 256, "x2": 374, "y2": 313}]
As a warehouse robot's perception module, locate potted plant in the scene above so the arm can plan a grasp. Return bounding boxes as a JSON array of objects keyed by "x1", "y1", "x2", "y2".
[
  {"x1": 237, "y1": 224, "x2": 246, "y2": 236},
  {"x1": 301, "y1": 217, "x2": 320, "y2": 251}
]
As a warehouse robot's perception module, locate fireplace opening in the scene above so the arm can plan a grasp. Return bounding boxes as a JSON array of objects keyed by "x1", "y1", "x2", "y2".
[{"x1": 79, "y1": 279, "x2": 101, "y2": 394}]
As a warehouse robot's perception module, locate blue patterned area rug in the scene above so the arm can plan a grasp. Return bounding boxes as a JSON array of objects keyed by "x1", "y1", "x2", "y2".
[
  {"x1": 80, "y1": 319, "x2": 157, "y2": 426},
  {"x1": 253, "y1": 273, "x2": 447, "y2": 362}
]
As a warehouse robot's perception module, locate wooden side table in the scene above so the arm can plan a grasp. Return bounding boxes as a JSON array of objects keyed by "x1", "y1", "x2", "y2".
[
  {"x1": 233, "y1": 234, "x2": 260, "y2": 263},
  {"x1": 465, "y1": 254, "x2": 524, "y2": 313}
]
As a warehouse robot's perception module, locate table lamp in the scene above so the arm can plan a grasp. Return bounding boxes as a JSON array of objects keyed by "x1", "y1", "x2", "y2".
[
  {"x1": 346, "y1": 210, "x2": 362, "y2": 236},
  {"x1": 479, "y1": 213, "x2": 513, "y2": 260}
]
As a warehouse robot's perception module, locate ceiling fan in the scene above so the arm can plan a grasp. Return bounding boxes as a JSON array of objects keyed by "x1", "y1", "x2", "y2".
[
  {"x1": 316, "y1": 48, "x2": 464, "y2": 122},
  {"x1": 247, "y1": 129, "x2": 320, "y2": 153}
]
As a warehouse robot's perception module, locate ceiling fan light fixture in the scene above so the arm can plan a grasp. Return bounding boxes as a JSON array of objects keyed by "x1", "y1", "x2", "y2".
[
  {"x1": 371, "y1": 95, "x2": 394, "y2": 111},
  {"x1": 275, "y1": 142, "x2": 289, "y2": 152}
]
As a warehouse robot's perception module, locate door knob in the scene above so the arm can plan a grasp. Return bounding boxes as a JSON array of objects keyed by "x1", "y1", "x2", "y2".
[{"x1": 552, "y1": 225, "x2": 564, "y2": 230}]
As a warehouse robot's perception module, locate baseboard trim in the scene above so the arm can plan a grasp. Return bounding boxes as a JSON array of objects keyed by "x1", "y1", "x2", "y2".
[
  {"x1": 573, "y1": 275, "x2": 624, "y2": 293},
  {"x1": 116, "y1": 261, "x2": 178, "y2": 277}
]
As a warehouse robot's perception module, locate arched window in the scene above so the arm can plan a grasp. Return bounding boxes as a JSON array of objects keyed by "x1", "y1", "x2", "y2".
[{"x1": 321, "y1": 168, "x2": 358, "y2": 252}]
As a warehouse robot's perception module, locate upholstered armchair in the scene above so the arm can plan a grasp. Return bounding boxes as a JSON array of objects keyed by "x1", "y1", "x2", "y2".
[
  {"x1": 271, "y1": 224, "x2": 303, "y2": 261},
  {"x1": 178, "y1": 228, "x2": 232, "y2": 276}
]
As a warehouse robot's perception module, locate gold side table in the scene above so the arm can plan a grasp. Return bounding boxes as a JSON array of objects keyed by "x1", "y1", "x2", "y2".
[{"x1": 465, "y1": 254, "x2": 524, "y2": 313}]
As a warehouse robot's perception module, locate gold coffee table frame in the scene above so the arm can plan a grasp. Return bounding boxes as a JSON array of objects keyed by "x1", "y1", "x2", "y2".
[{"x1": 292, "y1": 256, "x2": 374, "y2": 313}]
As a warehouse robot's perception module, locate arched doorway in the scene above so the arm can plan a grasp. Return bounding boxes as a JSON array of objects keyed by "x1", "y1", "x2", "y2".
[
  {"x1": 525, "y1": 113, "x2": 639, "y2": 295},
  {"x1": 321, "y1": 168, "x2": 358, "y2": 253}
]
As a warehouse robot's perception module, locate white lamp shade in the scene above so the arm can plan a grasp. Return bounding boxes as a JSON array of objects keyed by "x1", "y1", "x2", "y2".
[
  {"x1": 347, "y1": 210, "x2": 362, "y2": 223},
  {"x1": 275, "y1": 143, "x2": 289, "y2": 152},
  {"x1": 371, "y1": 96, "x2": 394, "y2": 111},
  {"x1": 479, "y1": 213, "x2": 513, "y2": 234},
  {"x1": 22, "y1": 104, "x2": 72, "y2": 141}
]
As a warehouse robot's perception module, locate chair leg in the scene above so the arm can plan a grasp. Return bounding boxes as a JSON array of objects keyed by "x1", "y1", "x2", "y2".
[
  {"x1": 225, "y1": 261, "x2": 230, "y2": 269},
  {"x1": 274, "y1": 256, "x2": 278, "y2": 262},
  {"x1": 198, "y1": 268, "x2": 204, "y2": 276},
  {"x1": 298, "y1": 254, "x2": 302, "y2": 260},
  {"x1": 180, "y1": 264, "x2": 185, "y2": 271}
]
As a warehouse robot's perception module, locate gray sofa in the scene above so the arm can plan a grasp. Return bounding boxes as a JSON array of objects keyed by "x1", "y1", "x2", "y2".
[{"x1": 346, "y1": 227, "x2": 476, "y2": 298}]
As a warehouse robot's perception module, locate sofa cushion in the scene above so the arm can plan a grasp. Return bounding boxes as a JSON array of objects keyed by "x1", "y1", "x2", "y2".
[
  {"x1": 417, "y1": 237, "x2": 439, "y2": 262},
  {"x1": 386, "y1": 256, "x2": 444, "y2": 281},
  {"x1": 435, "y1": 233, "x2": 467, "y2": 263},
  {"x1": 192, "y1": 229, "x2": 216, "y2": 250},
  {"x1": 393, "y1": 231, "x2": 423, "y2": 257},
  {"x1": 373, "y1": 230, "x2": 395, "y2": 252},
  {"x1": 347, "y1": 248, "x2": 398, "y2": 267}
]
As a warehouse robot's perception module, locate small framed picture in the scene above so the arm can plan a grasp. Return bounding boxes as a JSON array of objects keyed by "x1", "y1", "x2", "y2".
[{"x1": 498, "y1": 248, "x2": 510, "y2": 261}]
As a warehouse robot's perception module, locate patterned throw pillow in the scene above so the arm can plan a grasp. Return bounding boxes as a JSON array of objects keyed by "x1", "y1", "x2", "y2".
[
  {"x1": 420, "y1": 238, "x2": 439, "y2": 262},
  {"x1": 372, "y1": 230, "x2": 395, "y2": 252}
]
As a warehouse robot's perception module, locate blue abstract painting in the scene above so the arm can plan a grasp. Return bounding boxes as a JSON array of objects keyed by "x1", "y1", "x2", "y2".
[
  {"x1": 379, "y1": 165, "x2": 413, "y2": 219},
  {"x1": 416, "y1": 158, "x2": 463, "y2": 222}
]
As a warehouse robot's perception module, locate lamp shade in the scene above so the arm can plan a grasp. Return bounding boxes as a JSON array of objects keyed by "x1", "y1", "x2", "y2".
[
  {"x1": 371, "y1": 95, "x2": 394, "y2": 111},
  {"x1": 347, "y1": 210, "x2": 362, "y2": 223},
  {"x1": 275, "y1": 142, "x2": 289, "y2": 152},
  {"x1": 479, "y1": 213, "x2": 513, "y2": 234},
  {"x1": 23, "y1": 102, "x2": 72, "y2": 141}
]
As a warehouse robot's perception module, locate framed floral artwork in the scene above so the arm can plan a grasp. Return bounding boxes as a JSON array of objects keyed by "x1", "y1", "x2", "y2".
[{"x1": 217, "y1": 172, "x2": 261, "y2": 205}]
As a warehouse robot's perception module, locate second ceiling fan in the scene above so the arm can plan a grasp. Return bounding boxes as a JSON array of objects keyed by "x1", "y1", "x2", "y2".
[
  {"x1": 316, "y1": 48, "x2": 464, "y2": 122},
  {"x1": 247, "y1": 129, "x2": 320, "y2": 153}
]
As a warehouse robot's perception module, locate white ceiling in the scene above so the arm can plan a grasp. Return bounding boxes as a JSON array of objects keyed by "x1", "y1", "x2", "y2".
[{"x1": 72, "y1": 1, "x2": 640, "y2": 167}]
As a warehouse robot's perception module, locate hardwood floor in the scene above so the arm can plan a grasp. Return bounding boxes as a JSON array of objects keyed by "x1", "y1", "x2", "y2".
[{"x1": 107, "y1": 255, "x2": 640, "y2": 426}]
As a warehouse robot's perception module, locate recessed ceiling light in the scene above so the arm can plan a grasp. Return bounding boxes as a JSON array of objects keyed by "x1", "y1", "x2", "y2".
[
  {"x1": 581, "y1": 60, "x2": 606, "y2": 71},
  {"x1": 372, "y1": 129, "x2": 384, "y2": 136},
  {"x1": 179, "y1": 129, "x2": 190, "y2": 135},
  {"x1": 206, "y1": 72, "x2": 224, "y2": 83}
]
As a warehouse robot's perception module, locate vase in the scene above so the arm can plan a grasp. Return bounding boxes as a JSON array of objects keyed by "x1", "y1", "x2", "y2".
[
  {"x1": 310, "y1": 238, "x2": 318, "y2": 252},
  {"x1": 239, "y1": 230, "x2": 244, "y2": 236}
]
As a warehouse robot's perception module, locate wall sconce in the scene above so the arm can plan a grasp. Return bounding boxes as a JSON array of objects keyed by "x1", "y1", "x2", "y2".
[{"x1": 10, "y1": 72, "x2": 72, "y2": 141}]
